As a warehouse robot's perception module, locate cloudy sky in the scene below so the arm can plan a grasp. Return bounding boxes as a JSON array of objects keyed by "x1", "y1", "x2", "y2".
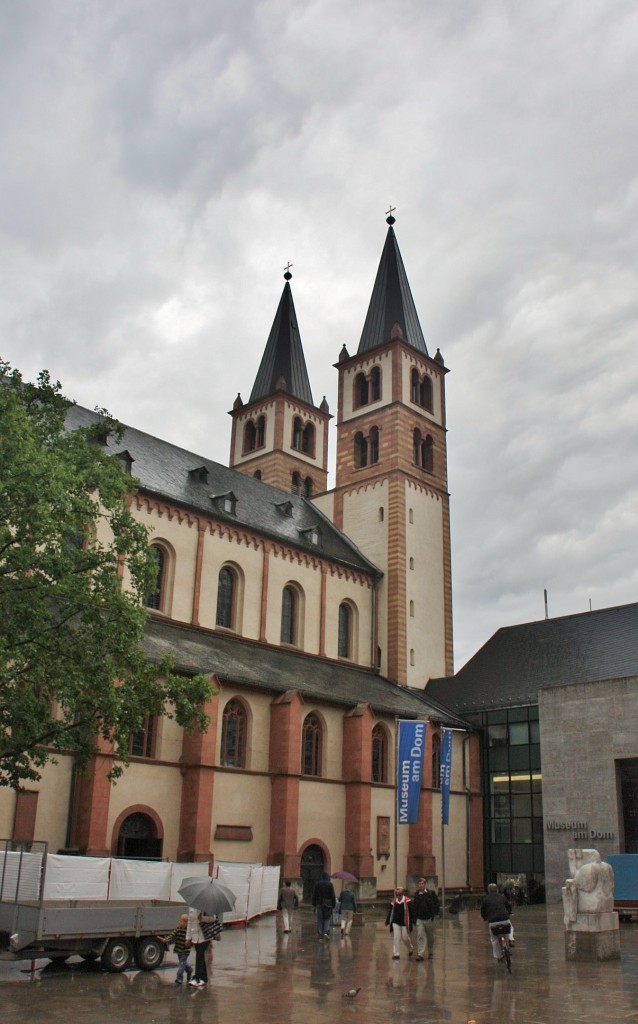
[{"x1": 2, "y1": 0, "x2": 637, "y2": 668}]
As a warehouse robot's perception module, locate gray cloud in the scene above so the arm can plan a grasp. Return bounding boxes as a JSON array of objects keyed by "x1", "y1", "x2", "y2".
[{"x1": 1, "y1": 0, "x2": 637, "y2": 668}]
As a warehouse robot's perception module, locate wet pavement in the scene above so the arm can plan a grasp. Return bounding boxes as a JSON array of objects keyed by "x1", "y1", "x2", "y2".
[{"x1": 1, "y1": 904, "x2": 637, "y2": 1024}]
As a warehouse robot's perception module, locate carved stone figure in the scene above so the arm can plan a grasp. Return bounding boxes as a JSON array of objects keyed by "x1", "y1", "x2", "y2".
[{"x1": 562, "y1": 848, "x2": 614, "y2": 924}]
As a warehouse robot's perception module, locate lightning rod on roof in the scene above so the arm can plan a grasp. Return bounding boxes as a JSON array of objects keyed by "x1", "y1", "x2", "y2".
[{"x1": 544, "y1": 589, "x2": 549, "y2": 620}]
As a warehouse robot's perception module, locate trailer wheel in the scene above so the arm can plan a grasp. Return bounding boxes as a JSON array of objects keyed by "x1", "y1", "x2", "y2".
[
  {"x1": 134, "y1": 936, "x2": 165, "y2": 971},
  {"x1": 102, "y1": 938, "x2": 133, "y2": 973}
]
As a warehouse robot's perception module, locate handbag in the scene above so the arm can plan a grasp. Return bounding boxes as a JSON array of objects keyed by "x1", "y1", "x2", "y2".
[{"x1": 201, "y1": 918, "x2": 223, "y2": 940}]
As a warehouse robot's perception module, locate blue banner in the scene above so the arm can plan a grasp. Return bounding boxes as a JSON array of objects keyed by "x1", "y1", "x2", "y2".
[
  {"x1": 397, "y1": 720, "x2": 427, "y2": 825},
  {"x1": 440, "y1": 728, "x2": 453, "y2": 825}
]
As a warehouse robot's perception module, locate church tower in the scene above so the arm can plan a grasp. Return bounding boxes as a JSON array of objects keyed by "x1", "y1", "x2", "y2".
[
  {"x1": 331, "y1": 214, "x2": 453, "y2": 685},
  {"x1": 229, "y1": 268, "x2": 330, "y2": 497}
]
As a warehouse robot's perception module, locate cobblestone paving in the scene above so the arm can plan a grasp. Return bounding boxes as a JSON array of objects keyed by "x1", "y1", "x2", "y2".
[{"x1": 1, "y1": 904, "x2": 637, "y2": 1024}]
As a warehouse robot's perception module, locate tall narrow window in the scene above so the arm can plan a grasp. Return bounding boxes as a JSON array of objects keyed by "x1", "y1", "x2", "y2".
[
  {"x1": 129, "y1": 715, "x2": 156, "y2": 758},
  {"x1": 292, "y1": 417, "x2": 302, "y2": 450},
  {"x1": 354, "y1": 372, "x2": 369, "y2": 408},
  {"x1": 291, "y1": 471, "x2": 301, "y2": 495},
  {"x1": 372, "y1": 724, "x2": 387, "y2": 783},
  {"x1": 302, "y1": 423, "x2": 315, "y2": 455},
  {"x1": 243, "y1": 421, "x2": 257, "y2": 452},
  {"x1": 413, "y1": 428, "x2": 422, "y2": 466},
  {"x1": 369, "y1": 426, "x2": 379, "y2": 465},
  {"x1": 256, "y1": 416, "x2": 265, "y2": 447},
  {"x1": 370, "y1": 366, "x2": 381, "y2": 401},
  {"x1": 304, "y1": 476, "x2": 313, "y2": 498},
  {"x1": 302, "y1": 713, "x2": 322, "y2": 776},
  {"x1": 422, "y1": 435, "x2": 434, "y2": 472},
  {"x1": 420, "y1": 376, "x2": 433, "y2": 411},
  {"x1": 216, "y1": 567, "x2": 235, "y2": 629},
  {"x1": 281, "y1": 585, "x2": 297, "y2": 645},
  {"x1": 338, "y1": 603, "x2": 351, "y2": 659},
  {"x1": 221, "y1": 699, "x2": 246, "y2": 768},
  {"x1": 354, "y1": 432, "x2": 368, "y2": 468},
  {"x1": 411, "y1": 368, "x2": 420, "y2": 404},
  {"x1": 146, "y1": 546, "x2": 166, "y2": 611}
]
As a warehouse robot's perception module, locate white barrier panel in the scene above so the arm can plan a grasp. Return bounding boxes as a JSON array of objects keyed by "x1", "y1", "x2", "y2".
[
  {"x1": 259, "y1": 866, "x2": 280, "y2": 914},
  {"x1": 43, "y1": 855, "x2": 110, "y2": 900},
  {"x1": 215, "y1": 862, "x2": 252, "y2": 923},
  {"x1": 169, "y1": 861, "x2": 209, "y2": 902},
  {"x1": 0, "y1": 851, "x2": 44, "y2": 902},
  {"x1": 109, "y1": 858, "x2": 172, "y2": 900},
  {"x1": 246, "y1": 865, "x2": 263, "y2": 921}
]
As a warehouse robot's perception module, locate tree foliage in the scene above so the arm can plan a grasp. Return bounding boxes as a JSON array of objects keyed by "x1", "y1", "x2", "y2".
[{"x1": 0, "y1": 363, "x2": 214, "y2": 788}]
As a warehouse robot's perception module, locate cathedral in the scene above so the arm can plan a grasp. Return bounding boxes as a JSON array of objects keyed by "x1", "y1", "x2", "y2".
[{"x1": 1, "y1": 216, "x2": 482, "y2": 898}]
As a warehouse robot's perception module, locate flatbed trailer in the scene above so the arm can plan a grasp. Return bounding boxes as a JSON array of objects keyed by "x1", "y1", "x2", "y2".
[{"x1": 0, "y1": 841, "x2": 183, "y2": 972}]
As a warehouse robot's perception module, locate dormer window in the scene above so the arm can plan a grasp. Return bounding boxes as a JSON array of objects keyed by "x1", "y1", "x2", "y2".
[
  {"x1": 211, "y1": 491, "x2": 237, "y2": 515},
  {"x1": 276, "y1": 500, "x2": 294, "y2": 517},
  {"x1": 300, "y1": 526, "x2": 321, "y2": 547},
  {"x1": 116, "y1": 450, "x2": 134, "y2": 474},
  {"x1": 189, "y1": 466, "x2": 209, "y2": 484}
]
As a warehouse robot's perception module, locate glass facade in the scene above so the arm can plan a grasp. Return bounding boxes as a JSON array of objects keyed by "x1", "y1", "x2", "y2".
[{"x1": 466, "y1": 705, "x2": 545, "y2": 902}]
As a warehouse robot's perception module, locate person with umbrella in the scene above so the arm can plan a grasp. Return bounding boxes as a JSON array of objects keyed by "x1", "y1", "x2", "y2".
[
  {"x1": 178, "y1": 877, "x2": 237, "y2": 989},
  {"x1": 331, "y1": 871, "x2": 358, "y2": 938}
]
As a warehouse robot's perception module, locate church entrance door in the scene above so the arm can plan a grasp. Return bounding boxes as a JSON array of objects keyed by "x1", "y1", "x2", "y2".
[
  {"x1": 300, "y1": 843, "x2": 325, "y2": 902},
  {"x1": 116, "y1": 812, "x2": 162, "y2": 859}
]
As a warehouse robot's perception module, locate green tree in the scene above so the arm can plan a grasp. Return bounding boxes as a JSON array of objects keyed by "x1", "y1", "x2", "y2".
[{"x1": 0, "y1": 363, "x2": 214, "y2": 788}]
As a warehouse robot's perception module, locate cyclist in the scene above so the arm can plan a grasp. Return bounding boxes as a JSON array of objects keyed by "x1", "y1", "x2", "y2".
[{"x1": 480, "y1": 884, "x2": 514, "y2": 961}]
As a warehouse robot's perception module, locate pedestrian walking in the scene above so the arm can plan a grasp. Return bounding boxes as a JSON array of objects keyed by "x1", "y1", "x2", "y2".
[
  {"x1": 386, "y1": 885, "x2": 413, "y2": 959},
  {"x1": 185, "y1": 907, "x2": 214, "y2": 988},
  {"x1": 339, "y1": 885, "x2": 357, "y2": 937},
  {"x1": 312, "y1": 871, "x2": 336, "y2": 940},
  {"x1": 412, "y1": 877, "x2": 439, "y2": 960},
  {"x1": 161, "y1": 912, "x2": 192, "y2": 985},
  {"x1": 278, "y1": 880, "x2": 298, "y2": 933}
]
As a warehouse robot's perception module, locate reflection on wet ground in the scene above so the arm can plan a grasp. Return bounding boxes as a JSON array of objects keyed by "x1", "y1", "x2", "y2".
[{"x1": 1, "y1": 904, "x2": 637, "y2": 1023}]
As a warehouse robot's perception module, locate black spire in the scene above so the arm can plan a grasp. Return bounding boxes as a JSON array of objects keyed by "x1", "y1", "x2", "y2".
[
  {"x1": 249, "y1": 269, "x2": 314, "y2": 405},
  {"x1": 357, "y1": 215, "x2": 428, "y2": 356}
]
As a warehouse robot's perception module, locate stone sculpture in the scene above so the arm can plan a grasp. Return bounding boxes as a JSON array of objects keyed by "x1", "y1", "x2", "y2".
[{"x1": 561, "y1": 848, "x2": 619, "y2": 961}]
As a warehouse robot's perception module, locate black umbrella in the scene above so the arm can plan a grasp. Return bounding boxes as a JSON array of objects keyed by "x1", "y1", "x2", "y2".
[{"x1": 177, "y1": 876, "x2": 237, "y2": 917}]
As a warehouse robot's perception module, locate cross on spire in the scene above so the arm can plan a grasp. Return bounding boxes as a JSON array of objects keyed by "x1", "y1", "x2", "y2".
[
  {"x1": 284, "y1": 262, "x2": 293, "y2": 280},
  {"x1": 385, "y1": 205, "x2": 396, "y2": 225}
]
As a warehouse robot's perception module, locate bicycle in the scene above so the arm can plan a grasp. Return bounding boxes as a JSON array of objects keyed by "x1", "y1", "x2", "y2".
[{"x1": 489, "y1": 922, "x2": 512, "y2": 973}]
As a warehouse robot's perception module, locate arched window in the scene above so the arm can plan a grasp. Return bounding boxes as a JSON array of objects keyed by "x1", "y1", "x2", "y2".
[
  {"x1": 431, "y1": 732, "x2": 441, "y2": 789},
  {"x1": 409, "y1": 600, "x2": 415, "y2": 617},
  {"x1": 146, "y1": 545, "x2": 166, "y2": 611},
  {"x1": 256, "y1": 416, "x2": 265, "y2": 447},
  {"x1": 253, "y1": 470, "x2": 262, "y2": 480},
  {"x1": 281, "y1": 585, "x2": 298, "y2": 646},
  {"x1": 302, "y1": 422, "x2": 315, "y2": 455},
  {"x1": 369, "y1": 426, "x2": 379, "y2": 465},
  {"x1": 302, "y1": 713, "x2": 322, "y2": 776},
  {"x1": 420, "y1": 376, "x2": 433, "y2": 411},
  {"x1": 370, "y1": 366, "x2": 381, "y2": 401},
  {"x1": 411, "y1": 368, "x2": 420, "y2": 404},
  {"x1": 292, "y1": 417, "x2": 302, "y2": 451},
  {"x1": 422, "y1": 435, "x2": 434, "y2": 472},
  {"x1": 372, "y1": 724, "x2": 387, "y2": 783},
  {"x1": 354, "y1": 372, "x2": 369, "y2": 408},
  {"x1": 413, "y1": 428, "x2": 422, "y2": 466},
  {"x1": 216, "y1": 566, "x2": 236, "y2": 629},
  {"x1": 291, "y1": 471, "x2": 301, "y2": 495},
  {"x1": 221, "y1": 699, "x2": 247, "y2": 768},
  {"x1": 338, "y1": 603, "x2": 351, "y2": 659},
  {"x1": 304, "y1": 476, "x2": 313, "y2": 498},
  {"x1": 243, "y1": 420, "x2": 257, "y2": 453},
  {"x1": 354, "y1": 432, "x2": 368, "y2": 468}
]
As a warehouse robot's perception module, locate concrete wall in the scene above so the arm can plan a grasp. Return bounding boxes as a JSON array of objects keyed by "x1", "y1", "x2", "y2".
[{"x1": 539, "y1": 675, "x2": 638, "y2": 901}]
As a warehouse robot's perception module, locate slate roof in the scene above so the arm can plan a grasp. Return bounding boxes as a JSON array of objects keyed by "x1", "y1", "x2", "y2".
[
  {"x1": 427, "y1": 602, "x2": 638, "y2": 715},
  {"x1": 249, "y1": 281, "x2": 314, "y2": 406},
  {"x1": 358, "y1": 225, "x2": 428, "y2": 357},
  {"x1": 65, "y1": 404, "x2": 380, "y2": 576},
  {"x1": 143, "y1": 618, "x2": 468, "y2": 724}
]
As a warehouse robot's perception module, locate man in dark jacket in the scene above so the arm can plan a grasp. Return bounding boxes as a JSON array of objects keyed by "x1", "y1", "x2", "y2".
[
  {"x1": 412, "y1": 878, "x2": 440, "y2": 960},
  {"x1": 480, "y1": 884, "x2": 514, "y2": 959},
  {"x1": 312, "y1": 871, "x2": 336, "y2": 940}
]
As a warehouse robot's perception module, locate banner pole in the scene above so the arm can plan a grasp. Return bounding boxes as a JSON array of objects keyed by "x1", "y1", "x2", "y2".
[
  {"x1": 394, "y1": 718, "x2": 398, "y2": 891},
  {"x1": 441, "y1": 815, "x2": 446, "y2": 919}
]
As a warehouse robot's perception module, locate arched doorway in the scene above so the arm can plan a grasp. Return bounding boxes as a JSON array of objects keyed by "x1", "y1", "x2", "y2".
[
  {"x1": 116, "y1": 812, "x2": 162, "y2": 859},
  {"x1": 300, "y1": 843, "x2": 325, "y2": 902}
]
